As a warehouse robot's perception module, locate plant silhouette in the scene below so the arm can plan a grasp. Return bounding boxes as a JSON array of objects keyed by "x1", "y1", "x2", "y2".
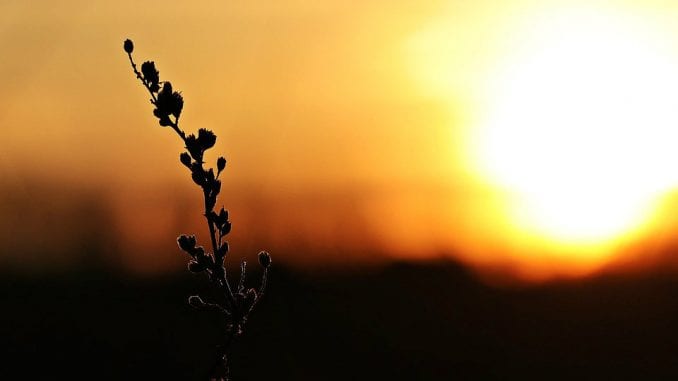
[{"x1": 123, "y1": 39, "x2": 271, "y2": 381}]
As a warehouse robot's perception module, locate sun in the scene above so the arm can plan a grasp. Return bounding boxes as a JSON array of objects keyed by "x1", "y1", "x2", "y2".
[
  {"x1": 407, "y1": 4, "x2": 678, "y2": 274},
  {"x1": 473, "y1": 7, "x2": 678, "y2": 248}
]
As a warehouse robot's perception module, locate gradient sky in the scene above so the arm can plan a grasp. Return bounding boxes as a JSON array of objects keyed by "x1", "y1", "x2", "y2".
[{"x1": 4, "y1": 0, "x2": 678, "y2": 281}]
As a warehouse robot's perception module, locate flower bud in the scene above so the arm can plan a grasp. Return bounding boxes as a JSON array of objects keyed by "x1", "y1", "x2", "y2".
[
  {"x1": 162, "y1": 81, "x2": 172, "y2": 93},
  {"x1": 217, "y1": 157, "x2": 226, "y2": 174},
  {"x1": 216, "y1": 242, "x2": 229, "y2": 258},
  {"x1": 219, "y1": 208, "x2": 228, "y2": 222},
  {"x1": 123, "y1": 39, "x2": 134, "y2": 53},
  {"x1": 193, "y1": 246, "x2": 205, "y2": 258},
  {"x1": 180, "y1": 152, "x2": 192, "y2": 168},
  {"x1": 141, "y1": 61, "x2": 159, "y2": 86},
  {"x1": 220, "y1": 221, "x2": 231, "y2": 237},
  {"x1": 177, "y1": 234, "x2": 197, "y2": 252},
  {"x1": 185, "y1": 134, "x2": 202, "y2": 161},
  {"x1": 197, "y1": 128, "x2": 217, "y2": 150},
  {"x1": 258, "y1": 251, "x2": 271, "y2": 268}
]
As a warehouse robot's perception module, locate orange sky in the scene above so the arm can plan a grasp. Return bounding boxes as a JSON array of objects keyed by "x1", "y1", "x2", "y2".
[{"x1": 4, "y1": 0, "x2": 678, "y2": 281}]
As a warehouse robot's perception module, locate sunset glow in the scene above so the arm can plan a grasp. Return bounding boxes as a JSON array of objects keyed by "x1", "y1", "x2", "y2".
[
  {"x1": 408, "y1": 2, "x2": 678, "y2": 277},
  {"x1": 4, "y1": 1, "x2": 678, "y2": 282},
  {"x1": 476, "y1": 7, "x2": 678, "y2": 244}
]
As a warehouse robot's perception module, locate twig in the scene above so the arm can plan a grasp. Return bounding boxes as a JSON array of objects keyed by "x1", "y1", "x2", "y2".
[{"x1": 123, "y1": 38, "x2": 271, "y2": 380}]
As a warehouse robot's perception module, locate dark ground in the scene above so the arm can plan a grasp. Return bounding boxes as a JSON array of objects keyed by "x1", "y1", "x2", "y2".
[{"x1": 2, "y1": 260, "x2": 678, "y2": 380}]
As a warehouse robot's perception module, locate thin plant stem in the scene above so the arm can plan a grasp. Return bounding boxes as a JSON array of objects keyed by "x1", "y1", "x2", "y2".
[{"x1": 123, "y1": 38, "x2": 271, "y2": 380}]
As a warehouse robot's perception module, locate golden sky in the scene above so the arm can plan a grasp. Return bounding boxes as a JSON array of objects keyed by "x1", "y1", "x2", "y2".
[{"x1": 4, "y1": 0, "x2": 678, "y2": 281}]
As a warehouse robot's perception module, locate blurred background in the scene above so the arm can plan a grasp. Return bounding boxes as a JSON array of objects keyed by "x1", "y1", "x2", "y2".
[{"x1": 3, "y1": 0, "x2": 678, "y2": 379}]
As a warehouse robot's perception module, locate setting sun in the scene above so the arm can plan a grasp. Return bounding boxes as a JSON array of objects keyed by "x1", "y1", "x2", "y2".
[
  {"x1": 409, "y1": 3, "x2": 678, "y2": 274},
  {"x1": 474, "y1": 7, "x2": 678, "y2": 248}
]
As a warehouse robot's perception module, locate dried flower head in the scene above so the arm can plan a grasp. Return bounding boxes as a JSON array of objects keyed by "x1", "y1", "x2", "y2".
[
  {"x1": 197, "y1": 128, "x2": 217, "y2": 150},
  {"x1": 177, "y1": 234, "x2": 197, "y2": 253},
  {"x1": 155, "y1": 82, "x2": 184, "y2": 121},
  {"x1": 140, "y1": 61, "x2": 160, "y2": 92}
]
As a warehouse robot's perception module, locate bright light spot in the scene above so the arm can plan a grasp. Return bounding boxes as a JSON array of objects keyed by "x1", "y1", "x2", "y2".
[
  {"x1": 407, "y1": 5, "x2": 678, "y2": 275},
  {"x1": 474, "y1": 8, "x2": 678, "y2": 249}
]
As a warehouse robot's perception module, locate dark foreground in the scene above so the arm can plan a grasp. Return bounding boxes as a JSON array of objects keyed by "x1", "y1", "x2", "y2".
[{"x1": 2, "y1": 261, "x2": 678, "y2": 380}]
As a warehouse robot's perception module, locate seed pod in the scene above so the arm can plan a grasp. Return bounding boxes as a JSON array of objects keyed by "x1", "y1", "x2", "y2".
[
  {"x1": 123, "y1": 39, "x2": 134, "y2": 53},
  {"x1": 258, "y1": 251, "x2": 271, "y2": 268}
]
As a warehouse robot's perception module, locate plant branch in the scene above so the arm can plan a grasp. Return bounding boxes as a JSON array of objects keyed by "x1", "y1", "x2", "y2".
[{"x1": 124, "y1": 38, "x2": 271, "y2": 381}]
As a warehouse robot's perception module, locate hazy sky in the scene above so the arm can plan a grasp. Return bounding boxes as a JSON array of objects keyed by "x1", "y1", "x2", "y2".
[{"x1": 5, "y1": 0, "x2": 678, "y2": 280}]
